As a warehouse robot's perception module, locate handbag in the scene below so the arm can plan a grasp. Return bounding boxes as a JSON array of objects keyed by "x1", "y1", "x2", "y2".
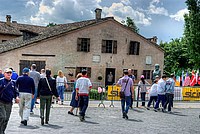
[{"x1": 119, "y1": 79, "x2": 129, "y2": 99}]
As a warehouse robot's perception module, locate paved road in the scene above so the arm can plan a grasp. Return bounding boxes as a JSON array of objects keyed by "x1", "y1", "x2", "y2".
[{"x1": 6, "y1": 101, "x2": 200, "y2": 134}]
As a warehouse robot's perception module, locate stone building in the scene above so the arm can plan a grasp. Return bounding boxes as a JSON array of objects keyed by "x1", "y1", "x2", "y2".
[{"x1": 0, "y1": 8, "x2": 164, "y2": 85}]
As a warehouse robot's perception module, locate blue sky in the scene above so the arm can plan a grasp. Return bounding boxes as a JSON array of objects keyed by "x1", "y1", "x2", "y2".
[{"x1": 0, "y1": 0, "x2": 188, "y2": 43}]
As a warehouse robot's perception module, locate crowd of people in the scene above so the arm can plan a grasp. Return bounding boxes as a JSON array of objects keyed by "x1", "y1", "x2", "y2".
[{"x1": 0, "y1": 64, "x2": 92, "y2": 134}]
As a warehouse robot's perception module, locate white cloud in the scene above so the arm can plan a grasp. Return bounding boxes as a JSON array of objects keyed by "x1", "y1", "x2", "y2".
[
  {"x1": 148, "y1": 0, "x2": 168, "y2": 16},
  {"x1": 120, "y1": 0, "x2": 131, "y2": 6},
  {"x1": 170, "y1": 8, "x2": 189, "y2": 22},
  {"x1": 103, "y1": 2, "x2": 151, "y2": 26},
  {"x1": 26, "y1": 0, "x2": 36, "y2": 8}
]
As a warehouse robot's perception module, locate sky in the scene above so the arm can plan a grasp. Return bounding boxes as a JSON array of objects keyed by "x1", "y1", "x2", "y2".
[{"x1": 0, "y1": 0, "x2": 189, "y2": 43}]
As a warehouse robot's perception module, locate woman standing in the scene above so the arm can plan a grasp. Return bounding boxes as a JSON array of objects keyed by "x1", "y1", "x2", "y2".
[
  {"x1": 38, "y1": 69, "x2": 60, "y2": 125},
  {"x1": 138, "y1": 75, "x2": 150, "y2": 107},
  {"x1": 68, "y1": 73, "x2": 82, "y2": 115},
  {"x1": 56, "y1": 70, "x2": 68, "y2": 105}
]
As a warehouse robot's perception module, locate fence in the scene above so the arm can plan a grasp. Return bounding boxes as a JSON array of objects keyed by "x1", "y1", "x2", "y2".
[{"x1": 60, "y1": 82, "x2": 200, "y2": 107}]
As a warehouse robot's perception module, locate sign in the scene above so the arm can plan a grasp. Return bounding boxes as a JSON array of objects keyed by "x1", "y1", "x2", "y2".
[
  {"x1": 107, "y1": 85, "x2": 121, "y2": 100},
  {"x1": 182, "y1": 87, "x2": 200, "y2": 101}
]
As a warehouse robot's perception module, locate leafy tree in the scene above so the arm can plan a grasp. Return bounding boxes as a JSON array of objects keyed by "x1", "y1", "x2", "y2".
[
  {"x1": 47, "y1": 22, "x2": 57, "y2": 27},
  {"x1": 160, "y1": 38, "x2": 190, "y2": 76},
  {"x1": 184, "y1": 0, "x2": 200, "y2": 69},
  {"x1": 122, "y1": 17, "x2": 139, "y2": 33}
]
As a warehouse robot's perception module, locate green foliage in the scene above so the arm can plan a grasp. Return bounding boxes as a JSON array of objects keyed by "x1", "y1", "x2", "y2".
[
  {"x1": 89, "y1": 89, "x2": 106, "y2": 100},
  {"x1": 160, "y1": 38, "x2": 191, "y2": 76},
  {"x1": 184, "y1": 0, "x2": 200, "y2": 69},
  {"x1": 47, "y1": 22, "x2": 57, "y2": 27},
  {"x1": 122, "y1": 17, "x2": 139, "y2": 33}
]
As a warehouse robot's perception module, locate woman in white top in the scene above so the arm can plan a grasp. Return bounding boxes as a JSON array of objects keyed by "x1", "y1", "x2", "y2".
[{"x1": 56, "y1": 70, "x2": 68, "y2": 105}]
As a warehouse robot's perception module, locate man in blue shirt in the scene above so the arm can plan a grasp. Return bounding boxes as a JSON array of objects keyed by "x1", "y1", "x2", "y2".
[
  {"x1": 0, "y1": 69, "x2": 4, "y2": 78},
  {"x1": 0, "y1": 68, "x2": 19, "y2": 133},
  {"x1": 163, "y1": 74, "x2": 175, "y2": 113},
  {"x1": 9, "y1": 68, "x2": 18, "y2": 81}
]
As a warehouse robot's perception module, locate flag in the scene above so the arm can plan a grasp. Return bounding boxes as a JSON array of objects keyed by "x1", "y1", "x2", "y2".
[
  {"x1": 184, "y1": 71, "x2": 190, "y2": 86},
  {"x1": 190, "y1": 70, "x2": 196, "y2": 86},
  {"x1": 181, "y1": 70, "x2": 184, "y2": 86}
]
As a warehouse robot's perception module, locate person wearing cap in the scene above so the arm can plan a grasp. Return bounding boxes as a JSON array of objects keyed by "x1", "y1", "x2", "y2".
[
  {"x1": 30, "y1": 64, "x2": 41, "y2": 114},
  {"x1": 138, "y1": 75, "x2": 150, "y2": 107},
  {"x1": 116, "y1": 69, "x2": 134, "y2": 119},
  {"x1": 154, "y1": 75, "x2": 167, "y2": 112},
  {"x1": 9, "y1": 68, "x2": 18, "y2": 81},
  {"x1": 163, "y1": 74, "x2": 175, "y2": 113},
  {"x1": 0, "y1": 68, "x2": 19, "y2": 133},
  {"x1": 75, "y1": 69, "x2": 92, "y2": 121},
  {"x1": 16, "y1": 68, "x2": 35, "y2": 126},
  {"x1": 38, "y1": 69, "x2": 60, "y2": 125}
]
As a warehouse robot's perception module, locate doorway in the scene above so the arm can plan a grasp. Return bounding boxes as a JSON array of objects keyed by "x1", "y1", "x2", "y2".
[{"x1": 105, "y1": 68, "x2": 115, "y2": 86}]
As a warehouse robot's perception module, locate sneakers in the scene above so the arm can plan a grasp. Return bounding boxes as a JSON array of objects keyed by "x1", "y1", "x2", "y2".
[
  {"x1": 146, "y1": 107, "x2": 150, "y2": 110},
  {"x1": 21, "y1": 120, "x2": 27, "y2": 126},
  {"x1": 154, "y1": 109, "x2": 158, "y2": 112},
  {"x1": 30, "y1": 111, "x2": 34, "y2": 115},
  {"x1": 79, "y1": 115, "x2": 85, "y2": 122},
  {"x1": 162, "y1": 108, "x2": 167, "y2": 113},
  {"x1": 68, "y1": 111, "x2": 74, "y2": 115},
  {"x1": 35, "y1": 102, "x2": 39, "y2": 104},
  {"x1": 41, "y1": 117, "x2": 44, "y2": 125},
  {"x1": 123, "y1": 112, "x2": 128, "y2": 119},
  {"x1": 61, "y1": 101, "x2": 63, "y2": 105}
]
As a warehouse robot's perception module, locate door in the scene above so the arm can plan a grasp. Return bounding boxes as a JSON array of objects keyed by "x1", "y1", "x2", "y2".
[
  {"x1": 105, "y1": 68, "x2": 115, "y2": 86},
  {"x1": 19, "y1": 60, "x2": 46, "y2": 75}
]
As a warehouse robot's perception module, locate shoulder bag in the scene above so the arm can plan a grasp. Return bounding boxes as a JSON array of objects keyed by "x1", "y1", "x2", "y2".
[{"x1": 119, "y1": 78, "x2": 129, "y2": 99}]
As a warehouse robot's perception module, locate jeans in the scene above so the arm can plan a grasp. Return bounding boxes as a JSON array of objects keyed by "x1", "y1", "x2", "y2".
[
  {"x1": 31, "y1": 87, "x2": 38, "y2": 112},
  {"x1": 0, "y1": 102, "x2": 12, "y2": 134},
  {"x1": 19, "y1": 93, "x2": 32, "y2": 121},
  {"x1": 40, "y1": 95, "x2": 52, "y2": 122},
  {"x1": 79, "y1": 96, "x2": 89, "y2": 116},
  {"x1": 163, "y1": 93, "x2": 173, "y2": 111},
  {"x1": 154, "y1": 94, "x2": 166, "y2": 109},
  {"x1": 57, "y1": 86, "x2": 65, "y2": 101},
  {"x1": 121, "y1": 96, "x2": 131, "y2": 114},
  {"x1": 141, "y1": 92, "x2": 146, "y2": 106},
  {"x1": 147, "y1": 96, "x2": 157, "y2": 107}
]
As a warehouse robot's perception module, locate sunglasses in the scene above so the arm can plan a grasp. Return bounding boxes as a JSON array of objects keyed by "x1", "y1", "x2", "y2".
[{"x1": 6, "y1": 72, "x2": 12, "y2": 74}]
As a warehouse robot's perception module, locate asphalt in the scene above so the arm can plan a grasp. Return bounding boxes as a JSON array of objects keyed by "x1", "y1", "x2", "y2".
[{"x1": 5, "y1": 101, "x2": 200, "y2": 134}]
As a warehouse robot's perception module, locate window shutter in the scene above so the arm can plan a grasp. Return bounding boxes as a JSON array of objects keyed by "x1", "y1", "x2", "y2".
[
  {"x1": 77, "y1": 38, "x2": 82, "y2": 51},
  {"x1": 137, "y1": 42, "x2": 140, "y2": 55},
  {"x1": 102, "y1": 40, "x2": 106, "y2": 53},
  {"x1": 87, "y1": 38, "x2": 90, "y2": 52},
  {"x1": 113, "y1": 40, "x2": 117, "y2": 54}
]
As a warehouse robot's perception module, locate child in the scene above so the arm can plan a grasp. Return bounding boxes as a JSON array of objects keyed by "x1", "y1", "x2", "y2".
[{"x1": 147, "y1": 80, "x2": 158, "y2": 110}]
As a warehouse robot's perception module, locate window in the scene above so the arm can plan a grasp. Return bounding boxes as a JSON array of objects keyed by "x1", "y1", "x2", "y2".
[
  {"x1": 129, "y1": 41, "x2": 140, "y2": 55},
  {"x1": 77, "y1": 38, "x2": 90, "y2": 52},
  {"x1": 76, "y1": 67, "x2": 91, "y2": 78},
  {"x1": 102, "y1": 40, "x2": 117, "y2": 54},
  {"x1": 143, "y1": 70, "x2": 151, "y2": 79}
]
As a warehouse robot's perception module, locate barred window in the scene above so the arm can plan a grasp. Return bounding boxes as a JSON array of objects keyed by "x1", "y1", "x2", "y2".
[
  {"x1": 77, "y1": 38, "x2": 90, "y2": 52},
  {"x1": 102, "y1": 40, "x2": 117, "y2": 54},
  {"x1": 76, "y1": 67, "x2": 91, "y2": 78},
  {"x1": 129, "y1": 41, "x2": 140, "y2": 55},
  {"x1": 143, "y1": 70, "x2": 151, "y2": 79}
]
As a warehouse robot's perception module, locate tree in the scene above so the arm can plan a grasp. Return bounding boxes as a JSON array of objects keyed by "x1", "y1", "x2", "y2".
[
  {"x1": 122, "y1": 17, "x2": 139, "y2": 33},
  {"x1": 184, "y1": 0, "x2": 200, "y2": 69},
  {"x1": 47, "y1": 22, "x2": 57, "y2": 27},
  {"x1": 160, "y1": 38, "x2": 190, "y2": 76}
]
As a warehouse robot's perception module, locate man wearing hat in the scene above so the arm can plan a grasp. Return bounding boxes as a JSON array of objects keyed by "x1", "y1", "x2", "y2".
[
  {"x1": 16, "y1": 68, "x2": 35, "y2": 126},
  {"x1": 75, "y1": 69, "x2": 92, "y2": 121},
  {"x1": 0, "y1": 68, "x2": 19, "y2": 133}
]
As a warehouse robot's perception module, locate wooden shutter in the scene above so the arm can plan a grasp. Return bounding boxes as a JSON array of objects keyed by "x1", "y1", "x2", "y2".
[
  {"x1": 113, "y1": 40, "x2": 117, "y2": 54},
  {"x1": 102, "y1": 40, "x2": 106, "y2": 53},
  {"x1": 87, "y1": 38, "x2": 90, "y2": 52},
  {"x1": 136, "y1": 42, "x2": 140, "y2": 55},
  {"x1": 77, "y1": 38, "x2": 82, "y2": 51}
]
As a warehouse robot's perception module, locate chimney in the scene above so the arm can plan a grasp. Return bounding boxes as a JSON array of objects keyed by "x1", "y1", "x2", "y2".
[
  {"x1": 95, "y1": 8, "x2": 102, "y2": 20},
  {"x1": 151, "y1": 36, "x2": 158, "y2": 43},
  {"x1": 6, "y1": 15, "x2": 11, "y2": 25}
]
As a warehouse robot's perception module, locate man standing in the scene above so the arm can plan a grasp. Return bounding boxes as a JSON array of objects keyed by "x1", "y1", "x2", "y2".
[
  {"x1": 0, "y1": 68, "x2": 19, "y2": 134},
  {"x1": 117, "y1": 69, "x2": 133, "y2": 119},
  {"x1": 128, "y1": 69, "x2": 135, "y2": 108},
  {"x1": 154, "y1": 75, "x2": 167, "y2": 112},
  {"x1": 9, "y1": 68, "x2": 18, "y2": 81},
  {"x1": 75, "y1": 69, "x2": 92, "y2": 121},
  {"x1": 16, "y1": 68, "x2": 35, "y2": 126},
  {"x1": 30, "y1": 64, "x2": 41, "y2": 114},
  {"x1": 163, "y1": 74, "x2": 175, "y2": 113}
]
